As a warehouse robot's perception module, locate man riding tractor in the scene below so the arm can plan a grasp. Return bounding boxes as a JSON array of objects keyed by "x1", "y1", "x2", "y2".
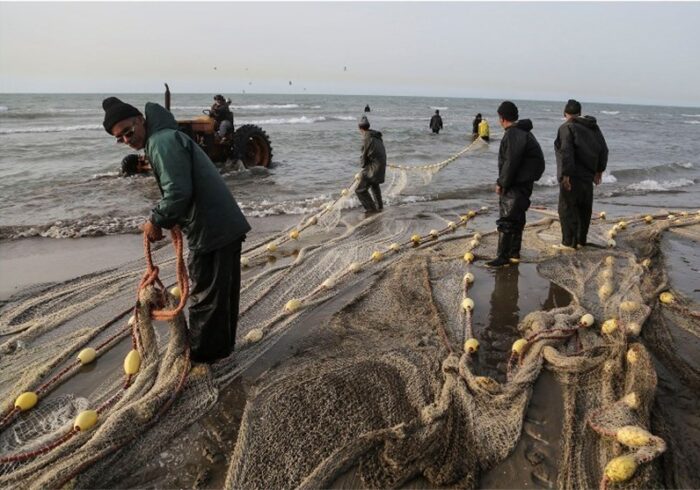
[{"x1": 208, "y1": 94, "x2": 234, "y2": 143}]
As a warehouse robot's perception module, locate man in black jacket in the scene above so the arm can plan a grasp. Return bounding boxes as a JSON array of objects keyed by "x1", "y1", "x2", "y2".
[
  {"x1": 554, "y1": 99, "x2": 608, "y2": 250},
  {"x1": 210, "y1": 94, "x2": 234, "y2": 139},
  {"x1": 429, "y1": 110, "x2": 443, "y2": 134},
  {"x1": 487, "y1": 101, "x2": 545, "y2": 268},
  {"x1": 355, "y1": 115, "x2": 386, "y2": 213}
]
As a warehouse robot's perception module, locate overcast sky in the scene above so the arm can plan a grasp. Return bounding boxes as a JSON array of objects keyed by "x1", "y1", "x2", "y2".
[{"x1": 1, "y1": 2, "x2": 698, "y2": 106}]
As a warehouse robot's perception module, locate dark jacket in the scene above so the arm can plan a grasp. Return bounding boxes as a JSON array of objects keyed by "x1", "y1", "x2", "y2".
[
  {"x1": 144, "y1": 102, "x2": 251, "y2": 253},
  {"x1": 360, "y1": 129, "x2": 386, "y2": 184},
  {"x1": 430, "y1": 115, "x2": 443, "y2": 131},
  {"x1": 210, "y1": 102, "x2": 234, "y2": 124},
  {"x1": 472, "y1": 116, "x2": 482, "y2": 135},
  {"x1": 554, "y1": 115, "x2": 608, "y2": 182},
  {"x1": 497, "y1": 119, "x2": 545, "y2": 189}
]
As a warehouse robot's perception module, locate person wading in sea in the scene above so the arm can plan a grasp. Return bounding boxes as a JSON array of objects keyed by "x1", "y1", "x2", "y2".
[
  {"x1": 102, "y1": 97, "x2": 251, "y2": 363},
  {"x1": 355, "y1": 115, "x2": 386, "y2": 214},
  {"x1": 554, "y1": 99, "x2": 609, "y2": 251},
  {"x1": 429, "y1": 109, "x2": 444, "y2": 134},
  {"x1": 487, "y1": 101, "x2": 546, "y2": 268}
]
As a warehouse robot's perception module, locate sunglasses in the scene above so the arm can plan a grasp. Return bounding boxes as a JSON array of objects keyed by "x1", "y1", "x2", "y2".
[{"x1": 115, "y1": 123, "x2": 137, "y2": 144}]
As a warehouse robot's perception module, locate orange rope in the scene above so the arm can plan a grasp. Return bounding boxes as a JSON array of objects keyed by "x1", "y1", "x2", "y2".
[{"x1": 138, "y1": 227, "x2": 189, "y2": 321}]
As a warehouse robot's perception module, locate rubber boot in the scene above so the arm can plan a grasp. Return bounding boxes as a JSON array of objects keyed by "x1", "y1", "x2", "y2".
[
  {"x1": 356, "y1": 190, "x2": 377, "y2": 212},
  {"x1": 370, "y1": 185, "x2": 383, "y2": 210},
  {"x1": 509, "y1": 231, "x2": 522, "y2": 264},
  {"x1": 486, "y1": 232, "x2": 511, "y2": 268}
]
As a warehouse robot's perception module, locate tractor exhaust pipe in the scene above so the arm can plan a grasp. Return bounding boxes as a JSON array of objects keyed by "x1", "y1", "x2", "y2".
[{"x1": 164, "y1": 83, "x2": 171, "y2": 111}]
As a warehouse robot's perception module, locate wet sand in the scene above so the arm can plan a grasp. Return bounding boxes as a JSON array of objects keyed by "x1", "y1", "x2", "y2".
[{"x1": 1, "y1": 208, "x2": 698, "y2": 489}]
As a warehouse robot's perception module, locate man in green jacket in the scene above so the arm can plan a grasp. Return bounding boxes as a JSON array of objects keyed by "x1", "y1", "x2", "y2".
[{"x1": 102, "y1": 97, "x2": 251, "y2": 364}]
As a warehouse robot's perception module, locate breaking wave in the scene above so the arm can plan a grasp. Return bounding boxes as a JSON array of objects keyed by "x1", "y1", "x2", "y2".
[
  {"x1": 247, "y1": 115, "x2": 354, "y2": 125},
  {"x1": 0, "y1": 105, "x2": 8, "y2": 112},
  {"x1": 600, "y1": 110, "x2": 620, "y2": 115},
  {"x1": 0, "y1": 124, "x2": 102, "y2": 135},
  {"x1": 627, "y1": 178, "x2": 694, "y2": 192},
  {"x1": 684, "y1": 120, "x2": 700, "y2": 125},
  {"x1": 0, "y1": 215, "x2": 146, "y2": 240}
]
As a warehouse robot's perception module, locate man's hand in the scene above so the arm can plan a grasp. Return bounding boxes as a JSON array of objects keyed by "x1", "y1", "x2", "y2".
[
  {"x1": 562, "y1": 176, "x2": 572, "y2": 192},
  {"x1": 495, "y1": 184, "x2": 502, "y2": 195},
  {"x1": 142, "y1": 220, "x2": 164, "y2": 242},
  {"x1": 594, "y1": 172, "x2": 602, "y2": 186}
]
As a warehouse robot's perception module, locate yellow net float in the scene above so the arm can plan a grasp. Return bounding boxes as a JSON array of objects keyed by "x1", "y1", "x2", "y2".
[
  {"x1": 473, "y1": 232, "x2": 482, "y2": 240},
  {"x1": 289, "y1": 229, "x2": 300, "y2": 240},
  {"x1": 626, "y1": 322, "x2": 642, "y2": 336},
  {"x1": 371, "y1": 251, "x2": 383, "y2": 262},
  {"x1": 389, "y1": 243, "x2": 400, "y2": 253},
  {"x1": 74, "y1": 410, "x2": 98, "y2": 431},
  {"x1": 622, "y1": 392, "x2": 639, "y2": 409},
  {"x1": 461, "y1": 298, "x2": 475, "y2": 312},
  {"x1": 604, "y1": 454, "x2": 638, "y2": 483},
  {"x1": 447, "y1": 221, "x2": 457, "y2": 231},
  {"x1": 578, "y1": 313, "x2": 594, "y2": 327},
  {"x1": 411, "y1": 234, "x2": 421, "y2": 245},
  {"x1": 14, "y1": 392, "x2": 38, "y2": 411},
  {"x1": 77, "y1": 347, "x2": 97, "y2": 365},
  {"x1": 641, "y1": 258, "x2": 651, "y2": 268},
  {"x1": 607, "y1": 229, "x2": 617, "y2": 239},
  {"x1": 467, "y1": 210, "x2": 476, "y2": 218},
  {"x1": 284, "y1": 299, "x2": 302, "y2": 314},
  {"x1": 307, "y1": 216, "x2": 318, "y2": 226},
  {"x1": 348, "y1": 262, "x2": 361, "y2": 273},
  {"x1": 626, "y1": 348, "x2": 638, "y2": 364},
  {"x1": 659, "y1": 291, "x2": 674, "y2": 304},
  {"x1": 321, "y1": 277, "x2": 335, "y2": 289},
  {"x1": 618, "y1": 220, "x2": 627, "y2": 230},
  {"x1": 644, "y1": 215, "x2": 654, "y2": 224},
  {"x1": 680, "y1": 211, "x2": 688, "y2": 217},
  {"x1": 266, "y1": 243, "x2": 277, "y2": 253},
  {"x1": 616, "y1": 426, "x2": 653, "y2": 447},
  {"x1": 605, "y1": 256, "x2": 615, "y2": 266},
  {"x1": 169, "y1": 286, "x2": 181, "y2": 299},
  {"x1": 241, "y1": 257, "x2": 250, "y2": 267},
  {"x1": 124, "y1": 349, "x2": 141, "y2": 375},
  {"x1": 340, "y1": 189, "x2": 349, "y2": 197},
  {"x1": 601, "y1": 319, "x2": 618, "y2": 335},
  {"x1": 469, "y1": 239, "x2": 479, "y2": 249},
  {"x1": 128, "y1": 315, "x2": 136, "y2": 326},
  {"x1": 667, "y1": 214, "x2": 676, "y2": 220},
  {"x1": 599, "y1": 211, "x2": 607, "y2": 220},
  {"x1": 459, "y1": 215, "x2": 468, "y2": 223},
  {"x1": 607, "y1": 238, "x2": 617, "y2": 248},
  {"x1": 429, "y1": 229, "x2": 439, "y2": 239},
  {"x1": 512, "y1": 338, "x2": 528, "y2": 355},
  {"x1": 463, "y1": 252, "x2": 475, "y2": 264},
  {"x1": 619, "y1": 300, "x2": 639, "y2": 312},
  {"x1": 464, "y1": 272, "x2": 475, "y2": 284},
  {"x1": 244, "y1": 328, "x2": 264, "y2": 343},
  {"x1": 464, "y1": 338, "x2": 479, "y2": 353},
  {"x1": 598, "y1": 283, "x2": 613, "y2": 299},
  {"x1": 601, "y1": 268, "x2": 613, "y2": 280}
]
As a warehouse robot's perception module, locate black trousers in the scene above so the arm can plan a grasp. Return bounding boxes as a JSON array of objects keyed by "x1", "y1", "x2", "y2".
[
  {"x1": 355, "y1": 176, "x2": 383, "y2": 211},
  {"x1": 496, "y1": 184, "x2": 533, "y2": 234},
  {"x1": 187, "y1": 237, "x2": 244, "y2": 363},
  {"x1": 558, "y1": 178, "x2": 593, "y2": 247}
]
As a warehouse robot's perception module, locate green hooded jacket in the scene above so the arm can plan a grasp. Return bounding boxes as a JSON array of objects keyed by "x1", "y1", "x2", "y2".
[{"x1": 144, "y1": 102, "x2": 251, "y2": 253}]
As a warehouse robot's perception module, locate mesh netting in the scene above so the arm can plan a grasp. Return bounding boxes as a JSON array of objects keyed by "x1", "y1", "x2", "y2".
[{"x1": 1, "y1": 141, "x2": 699, "y2": 489}]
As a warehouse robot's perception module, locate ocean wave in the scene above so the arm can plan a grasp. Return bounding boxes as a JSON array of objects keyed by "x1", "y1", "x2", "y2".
[
  {"x1": 88, "y1": 171, "x2": 121, "y2": 181},
  {"x1": 233, "y1": 104, "x2": 300, "y2": 110},
  {"x1": 0, "y1": 106, "x2": 8, "y2": 112},
  {"x1": 684, "y1": 120, "x2": 700, "y2": 125},
  {"x1": 681, "y1": 114, "x2": 700, "y2": 117},
  {"x1": 602, "y1": 172, "x2": 618, "y2": 184},
  {"x1": 247, "y1": 115, "x2": 354, "y2": 125},
  {"x1": 239, "y1": 195, "x2": 333, "y2": 217},
  {"x1": 536, "y1": 172, "x2": 617, "y2": 187},
  {"x1": 600, "y1": 110, "x2": 620, "y2": 115},
  {"x1": 627, "y1": 178, "x2": 694, "y2": 192},
  {"x1": 611, "y1": 162, "x2": 695, "y2": 178},
  {"x1": 430, "y1": 106, "x2": 448, "y2": 110},
  {"x1": 0, "y1": 216, "x2": 145, "y2": 240},
  {"x1": 0, "y1": 124, "x2": 102, "y2": 135}
]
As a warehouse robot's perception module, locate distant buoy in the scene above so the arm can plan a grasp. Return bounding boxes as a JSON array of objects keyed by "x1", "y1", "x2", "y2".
[
  {"x1": 512, "y1": 338, "x2": 528, "y2": 355},
  {"x1": 371, "y1": 251, "x2": 383, "y2": 262},
  {"x1": 14, "y1": 392, "x2": 38, "y2": 411},
  {"x1": 124, "y1": 349, "x2": 141, "y2": 375},
  {"x1": 289, "y1": 229, "x2": 300, "y2": 240},
  {"x1": 659, "y1": 291, "x2": 674, "y2": 304},
  {"x1": 389, "y1": 243, "x2": 400, "y2": 252},
  {"x1": 411, "y1": 234, "x2": 421, "y2": 245},
  {"x1": 77, "y1": 348, "x2": 97, "y2": 365},
  {"x1": 464, "y1": 338, "x2": 479, "y2": 353},
  {"x1": 616, "y1": 426, "x2": 653, "y2": 447},
  {"x1": 579, "y1": 313, "x2": 595, "y2": 328},
  {"x1": 74, "y1": 410, "x2": 98, "y2": 431},
  {"x1": 266, "y1": 243, "x2": 277, "y2": 253},
  {"x1": 604, "y1": 455, "x2": 638, "y2": 483},
  {"x1": 284, "y1": 299, "x2": 302, "y2": 314},
  {"x1": 463, "y1": 252, "x2": 475, "y2": 263},
  {"x1": 461, "y1": 297, "x2": 475, "y2": 312},
  {"x1": 169, "y1": 286, "x2": 181, "y2": 299},
  {"x1": 245, "y1": 328, "x2": 264, "y2": 343},
  {"x1": 464, "y1": 272, "x2": 475, "y2": 284},
  {"x1": 602, "y1": 319, "x2": 618, "y2": 335}
]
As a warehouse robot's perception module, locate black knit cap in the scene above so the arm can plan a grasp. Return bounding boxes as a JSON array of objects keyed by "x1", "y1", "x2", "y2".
[
  {"x1": 358, "y1": 115, "x2": 370, "y2": 129},
  {"x1": 102, "y1": 97, "x2": 142, "y2": 134},
  {"x1": 564, "y1": 99, "x2": 582, "y2": 115},
  {"x1": 497, "y1": 101, "x2": 518, "y2": 122}
]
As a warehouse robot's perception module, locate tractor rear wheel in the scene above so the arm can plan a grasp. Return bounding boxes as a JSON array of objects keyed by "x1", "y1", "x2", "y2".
[{"x1": 232, "y1": 124, "x2": 273, "y2": 168}]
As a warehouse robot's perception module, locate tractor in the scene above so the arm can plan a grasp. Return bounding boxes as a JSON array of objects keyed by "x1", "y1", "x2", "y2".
[{"x1": 165, "y1": 83, "x2": 273, "y2": 168}]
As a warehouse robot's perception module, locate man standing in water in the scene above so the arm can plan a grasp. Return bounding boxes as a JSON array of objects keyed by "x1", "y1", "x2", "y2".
[
  {"x1": 429, "y1": 110, "x2": 443, "y2": 134},
  {"x1": 487, "y1": 101, "x2": 545, "y2": 268},
  {"x1": 102, "y1": 97, "x2": 251, "y2": 364},
  {"x1": 554, "y1": 99, "x2": 608, "y2": 250},
  {"x1": 355, "y1": 115, "x2": 386, "y2": 214}
]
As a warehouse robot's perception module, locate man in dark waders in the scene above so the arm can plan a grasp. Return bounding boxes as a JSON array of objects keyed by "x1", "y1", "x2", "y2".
[
  {"x1": 102, "y1": 97, "x2": 251, "y2": 364},
  {"x1": 487, "y1": 101, "x2": 545, "y2": 268},
  {"x1": 355, "y1": 115, "x2": 386, "y2": 214},
  {"x1": 430, "y1": 110, "x2": 443, "y2": 134},
  {"x1": 554, "y1": 99, "x2": 609, "y2": 250}
]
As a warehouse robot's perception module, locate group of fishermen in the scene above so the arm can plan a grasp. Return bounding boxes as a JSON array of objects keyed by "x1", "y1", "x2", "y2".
[
  {"x1": 428, "y1": 109, "x2": 490, "y2": 142},
  {"x1": 102, "y1": 95, "x2": 606, "y2": 365}
]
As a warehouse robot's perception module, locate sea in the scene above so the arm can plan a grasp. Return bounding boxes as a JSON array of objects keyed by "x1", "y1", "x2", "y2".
[{"x1": 0, "y1": 93, "x2": 698, "y2": 240}]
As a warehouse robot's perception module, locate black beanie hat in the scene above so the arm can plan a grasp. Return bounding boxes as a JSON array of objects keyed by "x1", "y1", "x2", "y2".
[
  {"x1": 564, "y1": 99, "x2": 582, "y2": 115},
  {"x1": 102, "y1": 97, "x2": 142, "y2": 134},
  {"x1": 358, "y1": 115, "x2": 370, "y2": 129},
  {"x1": 497, "y1": 101, "x2": 519, "y2": 122}
]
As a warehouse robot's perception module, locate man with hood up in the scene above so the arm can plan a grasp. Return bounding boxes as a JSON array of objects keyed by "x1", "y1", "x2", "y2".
[
  {"x1": 554, "y1": 99, "x2": 609, "y2": 250},
  {"x1": 430, "y1": 109, "x2": 444, "y2": 134},
  {"x1": 487, "y1": 101, "x2": 546, "y2": 268},
  {"x1": 355, "y1": 115, "x2": 386, "y2": 213},
  {"x1": 102, "y1": 97, "x2": 251, "y2": 364}
]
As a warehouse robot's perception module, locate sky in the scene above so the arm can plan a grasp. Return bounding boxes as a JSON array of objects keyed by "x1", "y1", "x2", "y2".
[{"x1": 0, "y1": 1, "x2": 699, "y2": 107}]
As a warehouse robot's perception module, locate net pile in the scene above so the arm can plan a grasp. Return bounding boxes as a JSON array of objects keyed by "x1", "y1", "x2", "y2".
[{"x1": 1, "y1": 140, "x2": 699, "y2": 489}]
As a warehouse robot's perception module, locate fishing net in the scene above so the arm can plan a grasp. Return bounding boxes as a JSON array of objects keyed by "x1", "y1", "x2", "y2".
[{"x1": 1, "y1": 139, "x2": 699, "y2": 489}]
